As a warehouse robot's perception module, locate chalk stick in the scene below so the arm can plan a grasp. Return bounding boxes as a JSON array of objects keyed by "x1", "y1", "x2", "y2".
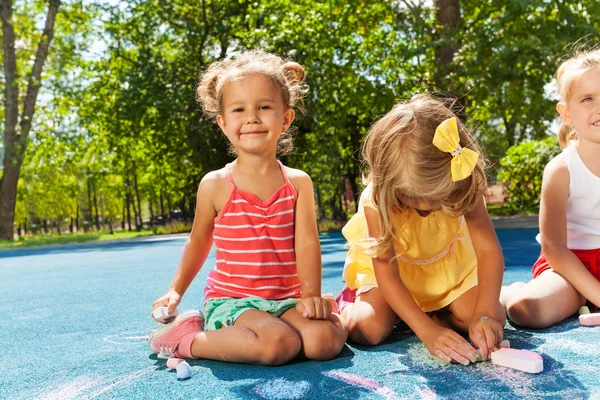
[
  {"x1": 491, "y1": 348, "x2": 543, "y2": 374},
  {"x1": 579, "y1": 306, "x2": 590, "y2": 315},
  {"x1": 579, "y1": 313, "x2": 600, "y2": 326},
  {"x1": 471, "y1": 340, "x2": 512, "y2": 362},
  {"x1": 166, "y1": 358, "x2": 184, "y2": 369},
  {"x1": 176, "y1": 361, "x2": 192, "y2": 379},
  {"x1": 152, "y1": 306, "x2": 179, "y2": 322}
]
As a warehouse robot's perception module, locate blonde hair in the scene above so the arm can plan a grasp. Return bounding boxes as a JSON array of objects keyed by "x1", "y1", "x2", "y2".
[
  {"x1": 556, "y1": 47, "x2": 600, "y2": 148},
  {"x1": 196, "y1": 49, "x2": 309, "y2": 155},
  {"x1": 362, "y1": 94, "x2": 487, "y2": 257}
]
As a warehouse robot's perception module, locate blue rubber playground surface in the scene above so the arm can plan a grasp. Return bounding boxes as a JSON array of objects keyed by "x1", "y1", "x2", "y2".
[{"x1": 2, "y1": 228, "x2": 600, "y2": 399}]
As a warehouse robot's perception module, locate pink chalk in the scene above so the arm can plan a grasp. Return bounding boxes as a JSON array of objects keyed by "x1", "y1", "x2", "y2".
[
  {"x1": 166, "y1": 358, "x2": 184, "y2": 369},
  {"x1": 579, "y1": 313, "x2": 600, "y2": 326},
  {"x1": 491, "y1": 348, "x2": 543, "y2": 373}
]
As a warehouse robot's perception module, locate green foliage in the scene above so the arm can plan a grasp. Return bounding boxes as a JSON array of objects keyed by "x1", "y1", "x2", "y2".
[
  {"x1": 4, "y1": 0, "x2": 600, "y2": 236},
  {"x1": 318, "y1": 219, "x2": 345, "y2": 233},
  {"x1": 152, "y1": 222, "x2": 193, "y2": 235},
  {"x1": 498, "y1": 136, "x2": 561, "y2": 212},
  {"x1": 0, "y1": 229, "x2": 156, "y2": 249}
]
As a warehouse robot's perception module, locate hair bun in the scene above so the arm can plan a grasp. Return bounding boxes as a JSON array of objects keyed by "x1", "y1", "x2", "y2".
[{"x1": 282, "y1": 62, "x2": 306, "y2": 84}]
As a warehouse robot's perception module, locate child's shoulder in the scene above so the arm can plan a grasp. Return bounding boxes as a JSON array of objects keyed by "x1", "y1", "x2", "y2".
[
  {"x1": 283, "y1": 165, "x2": 311, "y2": 184},
  {"x1": 283, "y1": 165, "x2": 310, "y2": 180},
  {"x1": 544, "y1": 152, "x2": 568, "y2": 179},
  {"x1": 282, "y1": 165, "x2": 313, "y2": 194},
  {"x1": 197, "y1": 168, "x2": 231, "y2": 195}
]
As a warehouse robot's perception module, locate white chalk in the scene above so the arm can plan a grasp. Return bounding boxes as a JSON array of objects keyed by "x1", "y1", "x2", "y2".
[
  {"x1": 579, "y1": 306, "x2": 591, "y2": 315},
  {"x1": 152, "y1": 306, "x2": 179, "y2": 322},
  {"x1": 491, "y1": 348, "x2": 543, "y2": 374},
  {"x1": 176, "y1": 361, "x2": 191, "y2": 379},
  {"x1": 579, "y1": 313, "x2": 600, "y2": 326}
]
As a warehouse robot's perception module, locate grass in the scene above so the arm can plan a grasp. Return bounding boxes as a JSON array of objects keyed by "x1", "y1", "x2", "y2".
[
  {"x1": 487, "y1": 204, "x2": 539, "y2": 217},
  {"x1": 318, "y1": 219, "x2": 345, "y2": 233},
  {"x1": 0, "y1": 226, "x2": 191, "y2": 250}
]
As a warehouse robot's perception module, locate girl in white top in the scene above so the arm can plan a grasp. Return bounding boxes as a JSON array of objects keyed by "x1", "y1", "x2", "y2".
[{"x1": 501, "y1": 48, "x2": 600, "y2": 328}]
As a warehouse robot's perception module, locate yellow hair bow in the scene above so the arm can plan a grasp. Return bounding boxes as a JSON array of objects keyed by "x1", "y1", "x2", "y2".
[{"x1": 432, "y1": 117, "x2": 479, "y2": 182}]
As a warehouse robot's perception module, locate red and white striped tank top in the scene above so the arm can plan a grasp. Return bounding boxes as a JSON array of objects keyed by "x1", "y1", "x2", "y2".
[{"x1": 204, "y1": 161, "x2": 301, "y2": 301}]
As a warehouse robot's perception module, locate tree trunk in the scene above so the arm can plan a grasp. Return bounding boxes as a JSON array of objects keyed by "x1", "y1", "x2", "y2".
[
  {"x1": 75, "y1": 204, "x2": 79, "y2": 232},
  {"x1": 133, "y1": 167, "x2": 143, "y2": 230},
  {"x1": 93, "y1": 182, "x2": 100, "y2": 230},
  {"x1": 315, "y1": 185, "x2": 322, "y2": 221},
  {"x1": 149, "y1": 195, "x2": 154, "y2": 225},
  {"x1": 87, "y1": 174, "x2": 93, "y2": 223},
  {"x1": 189, "y1": 197, "x2": 195, "y2": 219},
  {"x1": 0, "y1": 0, "x2": 61, "y2": 240},
  {"x1": 180, "y1": 198, "x2": 187, "y2": 221},
  {"x1": 160, "y1": 190, "x2": 165, "y2": 225},
  {"x1": 126, "y1": 193, "x2": 132, "y2": 231},
  {"x1": 433, "y1": 0, "x2": 461, "y2": 89},
  {"x1": 121, "y1": 199, "x2": 126, "y2": 230},
  {"x1": 100, "y1": 195, "x2": 105, "y2": 230},
  {"x1": 166, "y1": 196, "x2": 172, "y2": 222}
]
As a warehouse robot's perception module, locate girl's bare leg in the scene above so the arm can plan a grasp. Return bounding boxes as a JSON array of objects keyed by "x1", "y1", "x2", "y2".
[
  {"x1": 433, "y1": 286, "x2": 506, "y2": 332},
  {"x1": 340, "y1": 288, "x2": 397, "y2": 345},
  {"x1": 502, "y1": 270, "x2": 586, "y2": 328},
  {"x1": 190, "y1": 310, "x2": 301, "y2": 365},
  {"x1": 280, "y1": 309, "x2": 348, "y2": 360}
]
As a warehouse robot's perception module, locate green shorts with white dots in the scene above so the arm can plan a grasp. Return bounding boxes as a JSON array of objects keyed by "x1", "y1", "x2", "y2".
[{"x1": 203, "y1": 297, "x2": 300, "y2": 330}]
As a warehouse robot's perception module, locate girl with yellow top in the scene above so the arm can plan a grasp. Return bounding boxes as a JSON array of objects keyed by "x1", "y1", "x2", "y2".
[{"x1": 336, "y1": 95, "x2": 506, "y2": 365}]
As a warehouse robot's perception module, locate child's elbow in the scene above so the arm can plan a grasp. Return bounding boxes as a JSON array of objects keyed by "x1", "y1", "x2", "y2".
[{"x1": 541, "y1": 244, "x2": 568, "y2": 272}]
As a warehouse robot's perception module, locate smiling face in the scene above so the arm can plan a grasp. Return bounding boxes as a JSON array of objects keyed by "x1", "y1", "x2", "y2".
[
  {"x1": 216, "y1": 74, "x2": 295, "y2": 156},
  {"x1": 557, "y1": 68, "x2": 600, "y2": 146}
]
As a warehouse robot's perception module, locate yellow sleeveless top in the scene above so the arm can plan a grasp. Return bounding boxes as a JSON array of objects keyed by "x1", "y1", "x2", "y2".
[{"x1": 342, "y1": 183, "x2": 478, "y2": 312}]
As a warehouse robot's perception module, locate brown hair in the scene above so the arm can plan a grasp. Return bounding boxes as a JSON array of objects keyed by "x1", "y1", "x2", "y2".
[
  {"x1": 556, "y1": 48, "x2": 600, "y2": 148},
  {"x1": 196, "y1": 49, "x2": 309, "y2": 155},
  {"x1": 362, "y1": 94, "x2": 487, "y2": 257}
]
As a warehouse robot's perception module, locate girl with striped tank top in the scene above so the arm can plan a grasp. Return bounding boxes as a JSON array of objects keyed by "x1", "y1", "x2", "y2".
[
  {"x1": 501, "y1": 48, "x2": 600, "y2": 328},
  {"x1": 336, "y1": 95, "x2": 506, "y2": 365},
  {"x1": 148, "y1": 50, "x2": 347, "y2": 365}
]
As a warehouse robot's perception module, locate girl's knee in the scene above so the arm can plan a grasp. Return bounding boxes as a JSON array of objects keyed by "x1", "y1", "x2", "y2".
[
  {"x1": 347, "y1": 314, "x2": 392, "y2": 346},
  {"x1": 302, "y1": 320, "x2": 347, "y2": 360},
  {"x1": 256, "y1": 325, "x2": 301, "y2": 365},
  {"x1": 505, "y1": 296, "x2": 546, "y2": 328}
]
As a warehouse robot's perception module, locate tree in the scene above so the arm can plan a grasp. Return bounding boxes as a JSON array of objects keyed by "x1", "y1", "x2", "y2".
[
  {"x1": 433, "y1": 0, "x2": 461, "y2": 88},
  {"x1": 0, "y1": 0, "x2": 61, "y2": 240}
]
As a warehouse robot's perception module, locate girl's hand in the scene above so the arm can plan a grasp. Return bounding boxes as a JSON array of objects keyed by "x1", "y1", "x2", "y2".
[
  {"x1": 469, "y1": 315, "x2": 504, "y2": 360},
  {"x1": 152, "y1": 290, "x2": 181, "y2": 323},
  {"x1": 422, "y1": 326, "x2": 478, "y2": 365},
  {"x1": 296, "y1": 297, "x2": 332, "y2": 320}
]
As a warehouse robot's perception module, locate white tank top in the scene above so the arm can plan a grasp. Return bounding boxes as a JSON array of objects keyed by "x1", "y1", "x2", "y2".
[{"x1": 563, "y1": 145, "x2": 600, "y2": 249}]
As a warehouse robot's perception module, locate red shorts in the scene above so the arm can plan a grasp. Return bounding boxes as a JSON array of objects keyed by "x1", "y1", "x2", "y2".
[{"x1": 532, "y1": 248, "x2": 600, "y2": 280}]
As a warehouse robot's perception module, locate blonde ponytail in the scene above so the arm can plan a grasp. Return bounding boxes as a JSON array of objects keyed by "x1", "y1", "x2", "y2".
[{"x1": 557, "y1": 121, "x2": 577, "y2": 149}]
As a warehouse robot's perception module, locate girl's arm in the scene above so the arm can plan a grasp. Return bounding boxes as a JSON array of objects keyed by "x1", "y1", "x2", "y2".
[
  {"x1": 464, "y1": 195, "x2": 505, "y2": 356},
  {"x1": 292, "y1": 172, "x2": 328, "y2": 319},
  {"x1": 152, "y1": 174, "x2": 217, "y2": 314},
  {"x1": 364, "y1": 207, "x2": 478, "y2": 365},
  {"x1": 540, "y1": 156, "x2": 600, "y2": 306}
]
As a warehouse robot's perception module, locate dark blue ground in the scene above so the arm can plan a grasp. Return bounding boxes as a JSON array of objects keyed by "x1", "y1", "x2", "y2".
[{"x1": 1, "y1": 229, "x2": 599, "y2": 399}]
